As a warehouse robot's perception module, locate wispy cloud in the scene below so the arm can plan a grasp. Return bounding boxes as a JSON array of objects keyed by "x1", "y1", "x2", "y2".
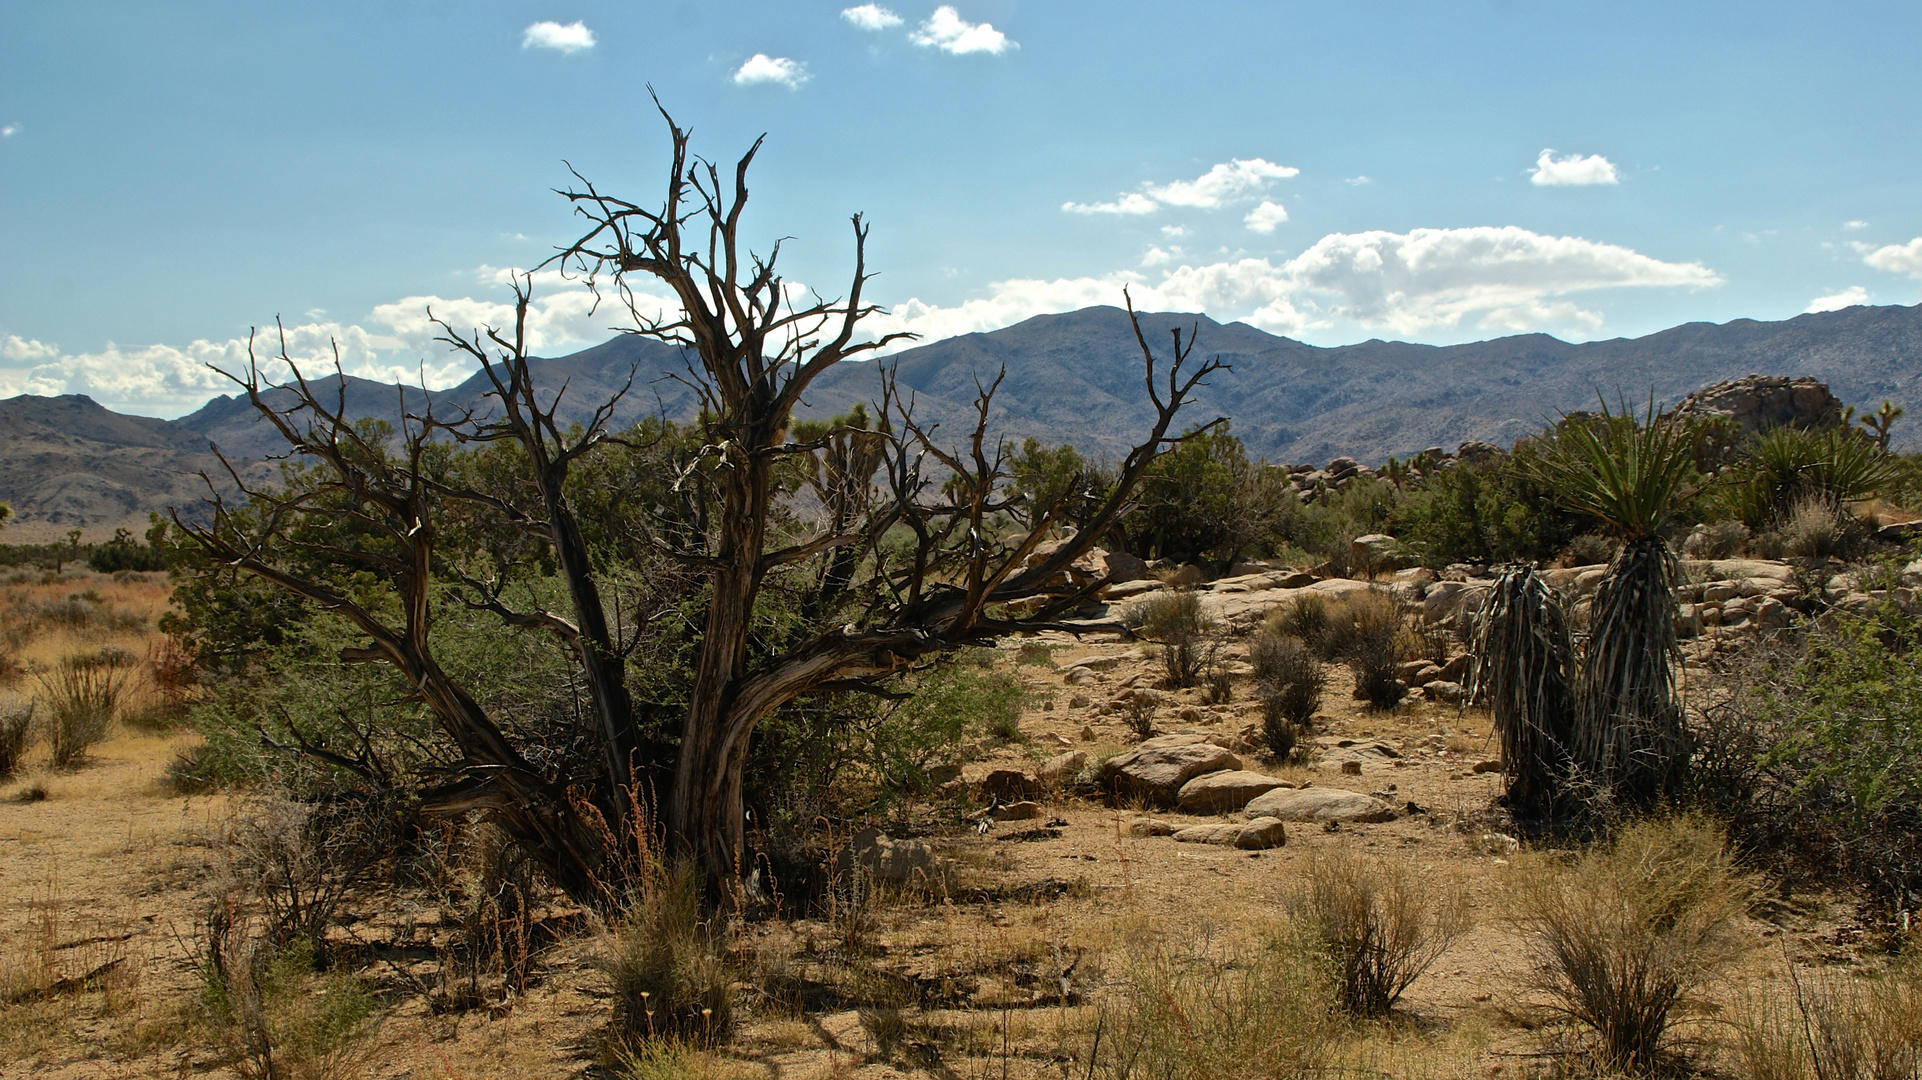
[
  {"x1": 1062, "y1": 193, "x2": 1158, "y2": 216},
  {"x1": 841, "y1": 4, "x2": 903, "y2": 30},
  {"x1": 1064, "y1": 158, "x2": 1299, "y2": 217},
  {"x1": 522, "y1": 21, "x2": 596, "y2": 54},
  {"x1": 1844, "y1": 220, "x2": 1870, "y2": 230},
  {"x1": 1806, "y1": 286, "x2": 1869, "y2": 313},
  {"x1": 1345, "y1": 175, "x2": 1372, "y2": 186},
  {"x1": 0, "y1": 123, "x2": 19, "y2": 138},
  {"x1": 910, "y1": 6, "x2": 1016, "y2": 55},
  {"x1": 732, "y1": 54, "x2": 811, "y2": 88},
  {"x1": 1529, "y1": 148, "x2": 1620, "y2": 186},
  {"x1": 1244, "y1": 200, "x2": 1290, "y2": 234}
]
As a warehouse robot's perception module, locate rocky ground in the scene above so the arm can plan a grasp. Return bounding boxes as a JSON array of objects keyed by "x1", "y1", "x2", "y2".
[{"x1": 0, "y1": 559, "x2": 1898, "y2": 1079}]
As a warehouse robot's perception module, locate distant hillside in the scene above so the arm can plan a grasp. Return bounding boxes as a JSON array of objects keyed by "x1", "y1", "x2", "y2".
[{"x1": 8, "y1": 303, "x2": 1922, "y2": 537}]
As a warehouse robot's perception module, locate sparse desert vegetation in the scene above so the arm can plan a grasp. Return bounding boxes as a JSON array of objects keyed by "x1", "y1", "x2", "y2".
[{"x1": 9, "y1": 135, "x2": 1922, "y2": 1080}]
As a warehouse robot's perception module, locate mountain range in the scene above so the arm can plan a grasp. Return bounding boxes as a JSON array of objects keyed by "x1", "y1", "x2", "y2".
[{"x1": 5, "y1": 302, "x2": 1922, "y2": 542}]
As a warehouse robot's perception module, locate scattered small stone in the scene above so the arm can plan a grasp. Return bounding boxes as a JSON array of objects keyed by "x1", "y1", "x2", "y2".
[
  {"x1": 1079, "y1": 725, "x2": 1097, "y2": 742},
  {"x1": 1341, "y1": 760, "x2": 1363, "y2": 775},
  {"x1": 1471, "y1": 759, "x2": 1503, "y2": 774},
  {"x1": 1129, "y1": 818, "x2": 1177, "y2": 836}
]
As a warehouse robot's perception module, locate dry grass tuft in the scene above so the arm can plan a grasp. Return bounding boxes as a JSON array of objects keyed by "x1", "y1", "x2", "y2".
[
  {"x1": 40, "y1": 652, "x2": 129, "y2": 768},
  {"x1": 1291, "y1": 849, "x2": 1472, "y2": 1018},
  {"x1": 597, "y1": 855, "x2": 735, "y2": 1048},
  {"x1": 0, "y1": 703, "x2": 31, "y2": 779},
  {"x1": 1098, "y1": 925, "x2": 1336, "y2": 1080},
  {"x1": 1509, "y1": 814, "x2": 1761, "y2": 1073},
  {"x1": 1735, "y1": 958, "x2": 1922, "y2": 1080}
]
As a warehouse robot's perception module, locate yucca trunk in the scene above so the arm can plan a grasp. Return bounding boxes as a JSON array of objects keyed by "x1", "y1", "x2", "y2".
[
  {"x1": 1574, "y1": 536, "x2": 1687, "y2": 804},
  {"x1": 1476, "y1": 568, "x2": 1578, "y2": 818}
]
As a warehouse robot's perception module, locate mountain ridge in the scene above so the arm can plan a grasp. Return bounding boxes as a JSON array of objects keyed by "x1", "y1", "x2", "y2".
[{"x1": 6, "y1": 302, "x2": 1922, "y2": 541}]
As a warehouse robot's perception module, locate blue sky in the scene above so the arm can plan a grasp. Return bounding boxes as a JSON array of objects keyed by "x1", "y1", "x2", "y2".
[{"x1": 4, "y1": 1, "x2": 1922, "y2": 417}]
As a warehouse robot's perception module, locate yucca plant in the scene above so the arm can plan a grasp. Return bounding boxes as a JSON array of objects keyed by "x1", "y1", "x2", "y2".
[
  {"x1": 1522, "y1": 398, "x2": 1696, "y2": 807},
  {"x1": 1717, "y1": 423, "x2": 1900, "y2": 529},
  {"x1": 1474, "y1": 568, "x2": 1577, "y2": 817}
]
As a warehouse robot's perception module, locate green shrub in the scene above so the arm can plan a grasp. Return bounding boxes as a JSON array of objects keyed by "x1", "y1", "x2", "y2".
[
  {"x1": 1263, "y1": 594, "x2": 1329, "y2": 649},
  {"x1": 0, "y1": 704, "x2": 31, "y2": 779},
  {"x1": 199, "y1": 930, "x2": 377, "y2": 1080},
  {"x1": 1313, "y1": 590, "x2": 1403, "y2": 663},
  {"x1": 40, "y1": 655, "x2": 126, "y2": 768},
  {"x1": 1125, "y1": 589, "x2": 1218, "y2": 687},
  {"x1": 1251, "y1": 634, "x2": 1323, "y2": 757}
]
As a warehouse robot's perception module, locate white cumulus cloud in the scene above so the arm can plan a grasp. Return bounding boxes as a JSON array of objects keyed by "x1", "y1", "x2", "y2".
[
  {"x1": 1244, "y1": 200, "x2": 1289, "y2": 234},
  {"x1": 841, "y1": 4, "x2": 903, "y2": 30},
  {"x1": 732, "y1": 54, "x2": 811, "y2": 88},
  {"x1": 1529, "y1": 148, "x2": 1621, "y2": 187},
  {"x1": 910, "y1": 6, "x2": 1015, "y2": 54},
  {"x1": 1844, "y1": 220, "x2": 1870, "y2": 230},
  {"x1": 1863, "y1": 238, "x2": 1922, "y2": 277},
  {"x1": 1806, "y1": 287, "x2": 1870, "y2": 313},
  {"x1": 1147, "y1": 158, "x2": 1299, "y2": 208},
  {"x1": 867, "y1": 225, "x2": 1718, "y2": 345},
  {"x1": 521, "y1": 21, "x2": 596, "y2": 54}
]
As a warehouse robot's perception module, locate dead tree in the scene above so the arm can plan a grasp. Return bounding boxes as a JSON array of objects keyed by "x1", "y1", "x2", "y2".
[
  {"x1": 183, "y1": 108, "x2": 1224, "y2": 906},
  {"x1": 550, "y1": 105, "x2": 1226, "y2": 896},
  {"x1": 175, "y1": 329, "x2": 613, "y2": 899}
]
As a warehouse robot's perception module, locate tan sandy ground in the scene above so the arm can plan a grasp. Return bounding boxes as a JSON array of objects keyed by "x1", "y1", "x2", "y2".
[{"x1": 0, "y1": 573, "x2": 1889, "y2": 1079}]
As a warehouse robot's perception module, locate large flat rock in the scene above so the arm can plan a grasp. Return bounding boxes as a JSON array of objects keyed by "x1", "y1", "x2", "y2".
[
  {"x1": 1176, "y1": 770, "x2": 1294, "y2": 814},
  {"x1": 1172, "y1": 816, "x2": 1289, "y2": 850},
  {"x1": 1101, "y1": 734, "x2": 1243, "y2": 808},
  {"x1": 1243, "y1": 786, "x2": 1399, "y2": 823}
]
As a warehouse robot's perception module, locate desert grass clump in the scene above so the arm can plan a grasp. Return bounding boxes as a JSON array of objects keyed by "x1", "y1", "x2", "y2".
[
  {"x1": 1291, "y1": 850, "x2": 1472, "y2": 1018},
  {"x1": 1779, "y1": 493, "x2": 1870, "y2": 561},
  {"x1": 1475, "y1": 568, "x2": 1578, "y2": 817},
  {"x1": 1314, "y1": 589, "x2": 1403, "y2": 663},
  {"x1": 1681, "y1": 519, "x2": 1749, "y2": 560},
  {"x1": 0, "y1": 703, "x2": 32, "y2": 779},
  {"x1": 1251, "y1": 633, "x2": 1324, "y2": 758},
  {"x1": 1509, "y1": 814, "x2": 1760, "y2": 1073},
  {"x1": 1264, "y1": 592, "x2": 1330, "y2": 649},
  {"x1": 1100, "y1": 926, "x2": 1336, "y2": 1080},
  {"x1": 199, "y1": 912, "x2": 378, "y2": 1080},
  {"x1": 1735, "y1": 959, "x2": 1922, "y2": 1080},
  {"x1": 1721, "y1": 423, "x2": 1901, "y2": 529},
  {"x1": 598, "y1": 854, "x2": 734, "y2": 1048},
  {"x1": 1125, "y1": 589, "x2": 1218, "y2": 687},
  {"x1": 40, "y1": 653, "x2": 128, "y2": 768}
]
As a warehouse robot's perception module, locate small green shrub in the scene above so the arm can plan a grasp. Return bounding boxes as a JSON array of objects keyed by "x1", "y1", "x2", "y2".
[
  {"x1": 1291, "y1": 850, "x2": 1471, "y2": 1017},
  {"x1": 1263, "y1": 594, "x2": 1329, "y2": 650},
  {"x1": 1125, "y1": 589, "x2": 1218, "y2": 687},
  {"x1": 1251, "y1": 634, "x2": 1323, "y2": 756},
  {"x1": 1509, "y1": 814, "x2": 1759, "y2": 1073},
  {"x1": 0, "y1": 704, "x2": 31, "y2": 779},
  {"x1": 199, "y1": 927, "x2": 377, "y2": 1080}
]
